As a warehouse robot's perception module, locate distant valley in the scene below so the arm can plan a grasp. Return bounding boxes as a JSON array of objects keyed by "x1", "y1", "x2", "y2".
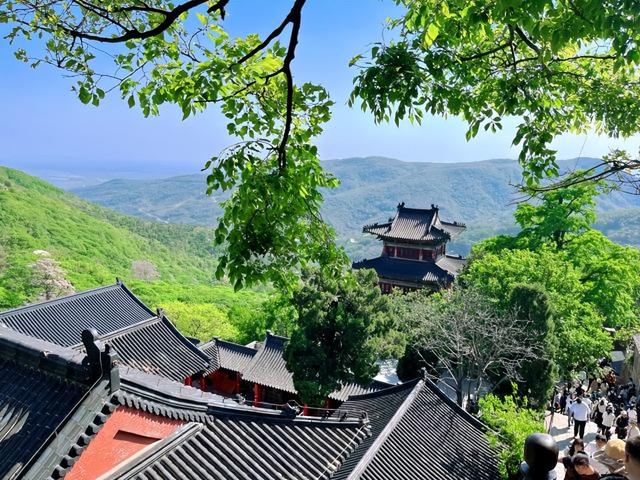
[{"x1": 71, "y1": 156, "x2": 640, "y2": 258}]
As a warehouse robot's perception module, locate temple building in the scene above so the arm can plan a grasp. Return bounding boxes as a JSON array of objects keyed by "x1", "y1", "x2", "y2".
[{"x1": 353, "y1": 203, "x2": 467, "y2": 292}]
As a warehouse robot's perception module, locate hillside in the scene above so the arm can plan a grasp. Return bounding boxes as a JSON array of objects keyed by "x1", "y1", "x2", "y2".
[
  {"x1": 0, "y1": 167, "x2": 266, "y2": 342},
  {"x1": 73, "y1": 157, "x2": 640, "y2": 258}
]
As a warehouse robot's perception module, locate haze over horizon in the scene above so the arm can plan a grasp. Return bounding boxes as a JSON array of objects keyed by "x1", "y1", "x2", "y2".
[{"x1": 2, "y1": 0, "x2": 639, "y2": 174}]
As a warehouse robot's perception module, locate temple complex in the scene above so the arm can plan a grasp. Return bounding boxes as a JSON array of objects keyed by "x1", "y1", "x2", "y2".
[
  {"x1": 0, "y1": 283, "x2": 500, "y2": 479},
  {"x1": 353, "y1": 202, "x2": 467, "y2": 292}
]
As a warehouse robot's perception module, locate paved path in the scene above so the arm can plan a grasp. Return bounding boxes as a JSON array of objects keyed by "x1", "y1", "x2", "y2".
[{"x1": 548, "y1": 412, "x2": 600, "y2": 480}]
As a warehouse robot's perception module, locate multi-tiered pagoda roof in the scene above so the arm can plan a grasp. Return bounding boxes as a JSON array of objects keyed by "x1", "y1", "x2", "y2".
[{"x1": 354, "y1": 203, "x2": 467, "y2": 292}]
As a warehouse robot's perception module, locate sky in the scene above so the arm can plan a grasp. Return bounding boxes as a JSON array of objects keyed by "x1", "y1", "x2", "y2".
[{"x1": 1, "y1": 0, "x2": 639, "y2": 176}]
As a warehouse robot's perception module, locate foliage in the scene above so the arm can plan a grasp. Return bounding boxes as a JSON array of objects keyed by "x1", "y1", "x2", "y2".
[
  {"x1": 464, "y1": 247, "x2": 613, "y2": 375},
  {"x1": 6, "y1": 1, "x2": 640, "y2": 285},
  {"x1": 0, "y1": 167, "x2": 268, "y2": 343},
  {"x1": 514, "y1": 179, "x2": 606, "y2": 249},
  {"x1": 401, "y1": 286, "x2": 541, "y2": 406},
  {"x1": 161, "y1": 300, "x2": 239, "y2": 342},
  {"x1": 351, "y1": 0, "x2": 640, "y2": 189},
  {"x1": 0, "y1": 0, "x2": 346, "y2": 289},
  {"x1": 284, "y1": 268, "x2": 403, "y2": 405},
  {"x1": 478, "y1": 390, "x2": 545, "y2": 480},
  {"x1": 508, "y1": 284, "x2": 557, "y2": 408},
  {"x1": 464, "y1": 184, "x2": 640, "y2": 375}
]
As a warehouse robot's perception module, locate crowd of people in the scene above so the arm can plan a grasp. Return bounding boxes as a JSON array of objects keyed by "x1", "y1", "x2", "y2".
[{"x1": 553, "y1": 375, "x2": 640, "y2": 479}]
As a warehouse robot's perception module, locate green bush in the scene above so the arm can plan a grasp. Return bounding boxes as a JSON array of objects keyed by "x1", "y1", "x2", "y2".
[{"x1": 478, "y1": 391, "x2": 545, "y2": 479}]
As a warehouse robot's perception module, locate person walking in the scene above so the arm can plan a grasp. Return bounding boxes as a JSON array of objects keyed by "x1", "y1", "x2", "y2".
[
  {"x1": 568, "y1": 395, "x2": 576, "y2": 428},
  {"x1": 571, "y1": 397, "x2": 591, "y2": 439},
  {"x1": 601, "y1": 404, "x2": 616, "y2": 440},
  {"x1": 615, "y1": 411, "x2": 629, "y2": 440}
]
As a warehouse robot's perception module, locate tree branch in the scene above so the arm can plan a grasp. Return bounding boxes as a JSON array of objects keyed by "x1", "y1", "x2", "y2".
[{"x1": 62, "y1": 0, "x2": 211, "y2": 43}]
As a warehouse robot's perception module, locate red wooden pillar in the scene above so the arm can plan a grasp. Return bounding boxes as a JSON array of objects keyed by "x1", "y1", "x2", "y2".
[
  {"x1": 253, "y1": 384, "x2": 262, "y2": 407},
  {"x1": 235, "y1": 373, "x2": 241, "y2": 395},
  {"x1": 303, "y1": 404, "x2": 309, "y2": 416},
  {"x1": 199, "y1": 377, "x2": 206, "y2": 391},
  {"x1": 184, "y1": 376, "x2": 192, "y2": 387}
]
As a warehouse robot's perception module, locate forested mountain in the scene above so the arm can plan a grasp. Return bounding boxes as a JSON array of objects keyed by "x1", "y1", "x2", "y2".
[
  {"x1": 73, "y1": 157, "x2": 640, "y2": 258},
  {"x1": 0, "y1": 167, "x2": 266, "y2": 341}
]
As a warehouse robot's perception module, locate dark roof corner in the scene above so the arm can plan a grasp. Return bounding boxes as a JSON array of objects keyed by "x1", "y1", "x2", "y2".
[
  {"x1": 116, "y1": 277, "x2": 123, "y2": 285},
  {"x1": 81, "y1": 329, "x2": 120, "y2": 392}
]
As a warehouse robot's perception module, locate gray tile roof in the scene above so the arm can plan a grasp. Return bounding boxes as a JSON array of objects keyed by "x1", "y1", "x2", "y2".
[
  {"x1": 0, "y1": 283, "x2": 216, "y2": 382},
  {"x1": 435, "y1": 254, "x2": 468, "y2": 276},
  {"x1": 329, "y1": 380, "x2": 393, "y2": 402},
  {"x1": 113, "y1": 415, "x2": 370, "y2": 480},
  {"x1": 242, "y1": 332, "x2": 297, "y2": 393},
  {"x1": 0, "y1": 325, "x2": 113, "y2": 480},
  {"x1": 0, "y1": 282, "x2": 154, "y2": 347},
  {"x1": 363, "y1": 205, "x2": 465, "y2": 243},
  {"x1": 203, "y1": 334, "x2": 393, "y2": 401},
  {"x1": 352, "y1": 256, "x2": 456, "y2": 285},
  {"x1": 0, "y1": 358, "x2": 88, "y2": 479},
  {"x1": 200, "y1": 337, "x2": 257, "y2": 373},
  {"x1": 332, "y1": 381, "x2": 420, "y2": 480},
  {"x1": 95, "y1": 316, "x2": 215, "y2": 382},
  {"x1": 335, "y1": 379, "x2": 500, "y2": 480}
]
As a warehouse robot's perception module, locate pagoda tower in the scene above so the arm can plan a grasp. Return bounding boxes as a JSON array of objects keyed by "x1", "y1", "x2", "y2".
[{"x1": 353, "y1": 202, "x2": 467, "y2": 293}]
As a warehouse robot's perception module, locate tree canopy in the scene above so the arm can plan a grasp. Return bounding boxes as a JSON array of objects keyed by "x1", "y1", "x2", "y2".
[
  {"x1": 464, "y1": 183, "x2": 640, "y2": 374},
  {"x1": 284, "y1": 268, "x2": 402, "y2": 405},
  {"x1": 351, "y1": 0, "x2": 640, "y2": 189},
  {"x1": 401, "y1": 286, "x2": 541, "y2": 406},
  {"x1": 2, "y1": 0, "x2": 640, "y2": 285}
]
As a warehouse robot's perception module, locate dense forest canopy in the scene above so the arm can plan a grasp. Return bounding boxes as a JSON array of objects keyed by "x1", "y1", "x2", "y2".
[{"x1": 2, "y1": 0, "x2": 640, "y2": 285}]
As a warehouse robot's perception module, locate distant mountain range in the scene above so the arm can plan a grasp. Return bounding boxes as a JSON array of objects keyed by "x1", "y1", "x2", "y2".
[{"x1": 71, "y1": 156, "x2": 640, "y2": 258}]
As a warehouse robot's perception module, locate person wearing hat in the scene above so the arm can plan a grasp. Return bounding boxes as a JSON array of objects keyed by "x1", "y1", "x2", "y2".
[{"x1": 594, "y1": 438, "x2": 626, "y2": 475}]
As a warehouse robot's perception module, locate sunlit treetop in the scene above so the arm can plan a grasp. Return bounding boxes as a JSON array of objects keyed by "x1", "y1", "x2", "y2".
[{"x1": 350, "y1": 0, "x2": 640, "y2": 188}]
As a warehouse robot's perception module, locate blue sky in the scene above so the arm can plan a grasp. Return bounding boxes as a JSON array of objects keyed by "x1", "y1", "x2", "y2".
[{"x1": 1, "y1": 0, "x2": 638, "y2": 175}]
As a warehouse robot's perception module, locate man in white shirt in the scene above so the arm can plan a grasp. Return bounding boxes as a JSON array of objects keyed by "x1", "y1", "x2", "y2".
[
  {"x1": 570, "y1": 397, "x2": 591, "y2": 439},
  {"x1": 602, "y1": 404, "x2": 616, "y2": 439}
]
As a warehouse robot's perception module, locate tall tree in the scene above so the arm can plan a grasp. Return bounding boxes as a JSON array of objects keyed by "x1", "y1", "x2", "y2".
[
  {"x1": 284, "y1": 268, "x2": 402, "y2": 405},
  {"x1": 403, "y1": 286, "x2": 541, "y2": 406},
  {"x1": 464, "y1": 246, "x2": 614, "y2": 375},
  {"x1": 508, "y1": 284, "x2": 557, "y2": 408},
  {"x1": 514, "y1": 178, "x2": 605, "y2": 249}
]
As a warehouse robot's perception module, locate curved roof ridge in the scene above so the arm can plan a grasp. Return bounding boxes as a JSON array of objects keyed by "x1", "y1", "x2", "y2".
[
  {"x1": 0, "y1": 324, "x2": 89, "y2": 379},
  {"x1": 77, "y1": 315, "x2": 161, "y2": 346},
  {"x1": 118, "y1": 368, "x2": 365, "y2": 426},
  {"x1": 159, "y1": 313, "x2": 214, "y2": 365}
]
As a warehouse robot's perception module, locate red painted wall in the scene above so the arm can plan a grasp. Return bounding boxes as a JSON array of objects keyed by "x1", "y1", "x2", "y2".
[{"x1": 66, "y1": 406, "x2": 184, "y2": 480}]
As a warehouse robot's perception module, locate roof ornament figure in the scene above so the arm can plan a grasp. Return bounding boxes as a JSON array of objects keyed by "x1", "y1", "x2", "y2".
[{"x1": 81, "y1": 328, "x2": 120, "y2": 391}]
